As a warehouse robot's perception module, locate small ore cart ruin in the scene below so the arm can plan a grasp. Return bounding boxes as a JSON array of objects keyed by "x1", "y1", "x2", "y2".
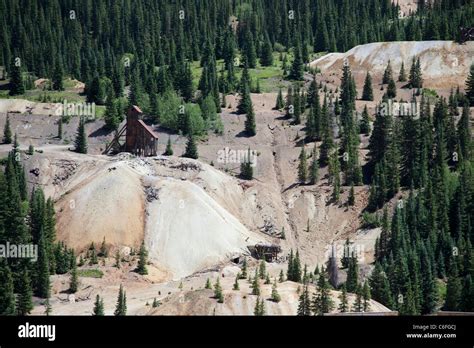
[
  {"x1": 104, "y1": 105, "x2": 159, "y2": 156},
  {"x1": 249, "y1": 242, "x2": 282, "y2": 262}
]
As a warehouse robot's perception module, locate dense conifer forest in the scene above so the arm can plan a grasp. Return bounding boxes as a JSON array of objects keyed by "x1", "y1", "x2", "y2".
[{"x1": 0, "y1": 0, "x2": 473, "y2": 316}]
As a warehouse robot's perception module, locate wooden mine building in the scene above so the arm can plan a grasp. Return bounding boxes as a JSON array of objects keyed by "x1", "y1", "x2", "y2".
[{"x1": 104, "y1": 105, "x2": 159, "y2": 156}]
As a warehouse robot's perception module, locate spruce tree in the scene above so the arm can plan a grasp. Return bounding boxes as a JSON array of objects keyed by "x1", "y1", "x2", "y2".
[
  {"x1": 289, "y1": 43, "x2": 304, "y2": 81},
  {"x1": 52, "y1": 60, "x2": 64, "y2": 91},
  {"x1": 297, "y1": 285, "x2": 311, "y2": 316},
  {"x1": 241, "y1": 258, "x2": 248, "y2": 279},
  {"x1": 214, "y1": 277, "x2": 224, "y2": 303},
  {"x1": 312, "y1": 272, "x2": 334, "y2": 315},
  {"x1": 205, "y1": 278, "x2": 212, "y2": 289},
  {"x1": 398, "y1": 62, "x2": 407, "y2": 82},
  {"x1": 233, "y1": 275, "x2": 240, "y2": 290},
  {"x1": 164, "y1": 136, "x2": 173, "y2": 156},
  {"x1": 387, "y1": 77, "x2": 397, "y2": 99},
  {"x1": 338, "y1": 284, "x2": 348, "y2": 312},
  {"x1": 0, "y1": 261, "x2": 16, "y2": 315},
  {"x1": 359, "y1": 105, "x2": 370, "y2": 135},
  {"x1": 465, "y1": 63, "x2": 474, "y2": 107},
  {"x1": 260, "y1": 35, "x2": 274, "y2": 67},
  {"x1": 352, "y1": 285, "x2": 363, "y2": 312},
  {"x1": 245, "y1": 105, "x2": 256, "y2": 136},
  {"x1": 74, "y1": 117, "x2": 88, "y2": 154},
  {"x1": 298, "y1": 145, "x2": 308, "y2": 183},
  {"x1": 275, "y1": 88, "x2": 284, "y2": 110},
  {"x1": 69, "y1": 259, "x2": 78, "y2": 293},
  {"x1": 252, "y1": 268, "x2": 261, "y2": 296},
  {"x1": 114, "y1": 284, "x2": 127, "y2": 316},
  {"x1": 444, "y1": 263, "x2": 462, "y2": 311},
  {"x1": 362, "y1": 282, "x2": 371, "y2": 312},
  {"x1": 136, "y1": 242, "x2": 148, "y2": 275},
  {"x1": 309, "y1": 146, "x2": 319, "y2": 185},
  {"x1": 3, "y1": 115, "x2": 12, "y2": 144},
  {"x1": 9, "y1": 57, "x2": 24, "y2": 96},
  {"x1": 36, "y1": 232, "x2": 51, "y2": 298},
  {"x1": 57, "y1": 117, "x2": 63, "y2": 139},
  {"x1": 383, "y1": 61, "x2": 393, "y2": 84},
  {"x1": 183, "y1": 133, "x2": 198, "y2": 159},
  {"x1": 271, "y1": 278, "x2": 281, "y2": 302},
  {"x1": 362, "y1": 72, "x2": 374, "y2": 101},
  {"x1": 346, "y1": 253, "x2": 359, "y2": 293},
  {"x1": 17, "y1": 269, "x2": 33, "y2": 315},
  {"x1": 259, "y1": 260, "x2": 266, "y2": 280},
  {"x1": 93, "y1": 294, "x2": 104, "y2": 316},
  {"x1": 240, "y1": 148, "x2": 253, "y2": 180}
]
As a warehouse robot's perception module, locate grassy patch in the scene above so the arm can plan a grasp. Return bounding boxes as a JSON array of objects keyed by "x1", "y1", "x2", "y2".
[{"x1": 77, "y1": 269, "x2": 104, "y2": 278}]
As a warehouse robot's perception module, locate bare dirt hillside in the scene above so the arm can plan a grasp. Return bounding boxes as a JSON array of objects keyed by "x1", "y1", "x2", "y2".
[{"x1": 310, "y1": 41, "x2": 474, "y2": 89}]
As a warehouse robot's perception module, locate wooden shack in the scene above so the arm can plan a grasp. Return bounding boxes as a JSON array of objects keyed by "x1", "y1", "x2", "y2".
[
  {"x1": 104, "y1": 105, "x2": 159, "y2": 156},
  {"x1": 251, "y1": 242, "x2": 282, "y2": 262}
]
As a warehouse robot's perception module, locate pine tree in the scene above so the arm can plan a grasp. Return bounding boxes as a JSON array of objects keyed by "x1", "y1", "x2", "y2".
[
  {"x1": 93, "y1": 294, "x2": 104, "y2": 316},
  {"x1": 348, "y1": 185, "x2": 355, "y2": 206},
  {"x1": 240, "y1": 148, "x2": 253, "y2": 180},
  {"x1": 214, "y1": 277, "x2": 224, "y2": 303},
  {"x1": 279, "y1": 270, "x2": 285, "y2": 282},
  {"x1": 346, "y1": 253, "x2": 359, "y2": 293},
  {"x1": 298, "y1": 145, "x2": 308, "y2": 183},
  {"x1": 233, "y1": 275, "x2": 240, "y2": 290},
  {"x1": 9, "y1": 57, "x2": 24, "y2": 96},
  {"x1": 387, "y1": 77, "x2": 397, "y2": 99},
  {"x1": 275, "y1": 88, "x2": 284, "y2": 110},
  {"x1": 114, "y1": 284, "x2": 127, "y2": 316},
  {"x1": 309, "y1": 146, "x2": 319, "y2": 185},
  {"x1": 352, "y1": 285, "x2": 363, "y2": 312},
  {"x1": 297, "y1": 285, "x2": 311, "y2": 316},
  {"x1": 259, "y1": 260, "x2": 266, "y2": 280},
  {"x1": 289, "y1": 43, "x2": 304, "y2": 81},
  {"x1": 245, "y1": 105, "x2": 256, "y2": 136},
  {"x1": 254, "y1": 297, "x2": 265, "y2": 316},
  {"x1": 329, "y1": 149, "x2": 341, "y2": 201},
  {"x1": 183, "y1": 133, "x2": 198, "y2": 159},
  {"x1": 74, "y1": 117, "x2": 87, "y2": 154},
  {"x1": 312, "y1": 272, "x2": 335, "y2": 315},
  {"x1": 0, "y1": 261, "x2": 16, "y2": 315},
  {"x1": 362, "y1": 72, "x2": 374, "y2": 101},
  {"x1": 362, "y1": 282, "x2": 371, "y2": 312},
  {"x1": 398, "y1": 62, "x2": 407, "y2": 82},
  {"x1": 260, "y1": 35, "x2": 273, "y2": 67},
  {"x1": 271, "y1": 278, "x2": 281, "y2": 302},
  {"x1": 52, "y1": 60, "x2": 64, "y2": 91},
  {"x1": 205, "y1": 278, "x2": 212, "y2": 289},
  {"x1": 69, "y1": 258, "x2": 78, "y2": 293},
  {"x1": 444, "y1": 263, "x2": 462, "y2": 311},
  {"x1": 338, "y1": 284, "x2": 348, "y2": 312},
  {"x1": 359, "y1": 105, "x2": 370, "y2": 135},
  {"x1": 114, "y1": 250, "x2": 120, "y2": 269},
  {"x1": 241, "y1": 258, "x2": 248, "y2": 279},
  {"x1": 383, "y1": 61, "x2": 393, "y2": 84},
  {"x1": 57, "y1": 117, "x2": 63, "y2": 139},
  {"x1": 409, "y1": 57, "x2": 423, "y2": 89},
  {"x1": 164, "y1": 136, "x2": 173, "y2": 156},
  {"x1": 136, "y1": 242, "x2": 148, "y2": 275},
  {"x1": 252, "y1": 268, "x2": 261, "y2": 296},
  {"x1": 466, "y1": 63, "x2": 474, "y2": 107},
  {"x1": 36, "y1": 232, "x2": 51, "y2": 298},
  {"x1": 3, "y1": 115, "x2": 12, "y2": 144}
]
